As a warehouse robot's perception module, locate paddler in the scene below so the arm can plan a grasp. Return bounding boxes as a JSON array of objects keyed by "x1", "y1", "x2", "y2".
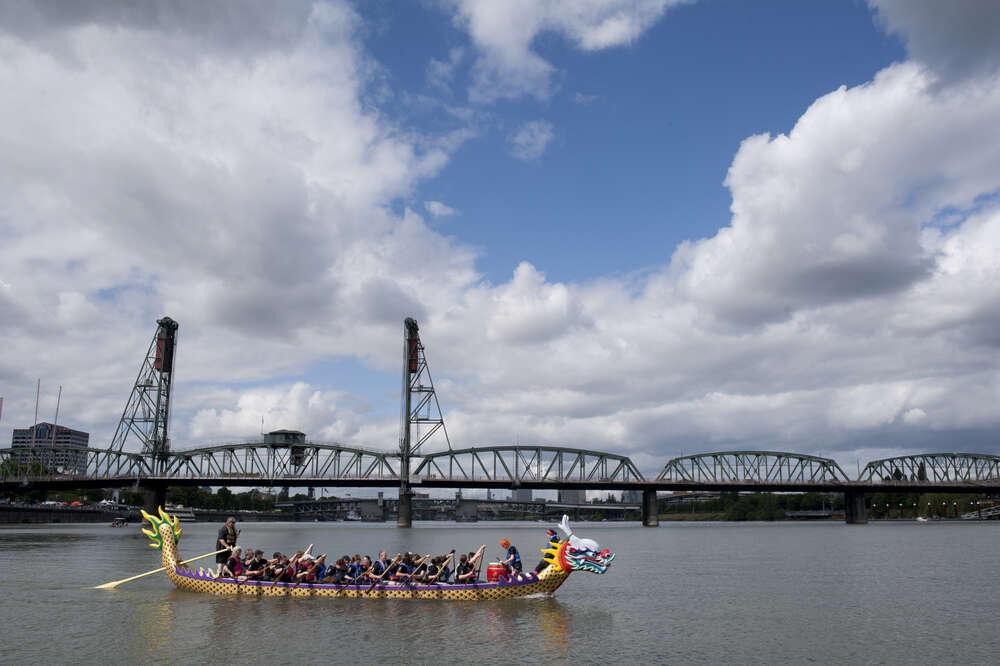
[
  {"x1": 370, "y1": 550, "x2": 390, "y2": 580},
  {"x1": 215, "y1": 516, "x2": 238, "y2": 576}
]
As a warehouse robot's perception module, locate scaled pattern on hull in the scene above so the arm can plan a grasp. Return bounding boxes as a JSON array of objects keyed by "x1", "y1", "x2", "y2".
[{"x1": 167, "y1": 566, "x2": 568, "y2": 600}]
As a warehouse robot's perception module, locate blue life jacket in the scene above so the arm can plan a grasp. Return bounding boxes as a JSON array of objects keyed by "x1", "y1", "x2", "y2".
[{"x1": 507, "y1": 545, "x2": 521, "y2": 566}]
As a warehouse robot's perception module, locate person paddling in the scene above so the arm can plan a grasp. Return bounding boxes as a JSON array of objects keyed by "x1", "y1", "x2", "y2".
[{"x1": 221, "y1": 547, "x2": 246, "y2": 579}]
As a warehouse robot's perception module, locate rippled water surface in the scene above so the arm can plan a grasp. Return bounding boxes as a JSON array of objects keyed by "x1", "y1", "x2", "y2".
[{"x1": 1, "y1": 520, "x2": 998, "y2": 664}]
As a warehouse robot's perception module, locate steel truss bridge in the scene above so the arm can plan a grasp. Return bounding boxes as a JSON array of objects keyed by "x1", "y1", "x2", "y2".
[
  {"x1": 4, "y1": 445, "x2": 1000, "y2": 495},
  {"x1": 4, "y1": 317, "x2": 1000, "y2": 525}
]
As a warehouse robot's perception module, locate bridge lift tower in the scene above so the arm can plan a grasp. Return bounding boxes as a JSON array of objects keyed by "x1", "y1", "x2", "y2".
[
  {"x1": 398, "y1": 317, "x2": 451, "y2": 527},
  {"x1": 110, "y1": 317, "x2": 178, "y2": 508}
]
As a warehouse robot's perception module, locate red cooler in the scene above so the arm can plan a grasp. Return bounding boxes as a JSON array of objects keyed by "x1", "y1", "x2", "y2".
[{"x1": 486, "y1": 563, "x2": 509, "y2": 581}]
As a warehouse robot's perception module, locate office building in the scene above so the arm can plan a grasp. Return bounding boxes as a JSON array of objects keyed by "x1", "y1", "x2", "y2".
[{"x1": 11, "y1": 422, "x2": 90, "y2": 474}]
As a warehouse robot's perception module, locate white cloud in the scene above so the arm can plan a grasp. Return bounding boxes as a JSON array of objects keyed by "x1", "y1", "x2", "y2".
[
  {"x1": 573, "y1": 92, "x2": 600, "y2": 105},
  {"x1": 424, "y1": 200, "x2": 459, "y2": 218},
  {"x1": 0, "y1": 1, "x2": 478, "y2": 448},
  {"x1": 508, "y1": 120, "x2": 554, "y2": 161},
  {"x1": 443, "y1": 0, "x2": 690, "y2": 102},
  {"x1": 671, "y1": 62, "x2": 1000, "y2": 326}
]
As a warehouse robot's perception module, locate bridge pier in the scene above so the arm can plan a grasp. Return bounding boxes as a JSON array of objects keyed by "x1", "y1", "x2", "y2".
[
  {"x1": 140, "y1": 484, "x2": 167, "y2": 515},
  {"x1": 397, "y1": 490, "x2": 413, "y2": 528},
  {"x1": 642, "y1": 488, "x2": 659, "y2": 527},
  {"x1": 844, "y1": 489, "x2": 867, "y2": 524}
]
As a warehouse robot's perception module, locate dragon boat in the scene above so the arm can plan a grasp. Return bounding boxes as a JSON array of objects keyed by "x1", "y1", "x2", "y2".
[{"x1": 141, "y1": 507, "x2": 614, "y2": 600}]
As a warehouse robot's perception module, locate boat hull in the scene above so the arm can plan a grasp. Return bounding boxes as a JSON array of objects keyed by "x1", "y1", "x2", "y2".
[{"x1": 168, "y1": 565, "x2": 568, "y2": 600}]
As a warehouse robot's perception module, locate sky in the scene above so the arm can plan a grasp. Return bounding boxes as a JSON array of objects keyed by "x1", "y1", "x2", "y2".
[{"x1": 2, "y1": 0, "x2": 1000, "y2": 479}]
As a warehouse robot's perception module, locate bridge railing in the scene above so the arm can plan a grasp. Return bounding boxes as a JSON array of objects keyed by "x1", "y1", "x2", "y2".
[
  {"x1": 657, "y1": 451, "x2": 850, "y2": 483},
  {"x1": 412, "y1": 445, "x2": 646, "y2": 484},
  {"x1": 861, "y1": 453, "x2": 1000, "y2": 483}
]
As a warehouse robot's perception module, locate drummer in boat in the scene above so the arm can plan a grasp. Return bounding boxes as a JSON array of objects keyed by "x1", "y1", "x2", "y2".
[{"x1": 499, "y1": 538, "x2": 522, "y2": 574}]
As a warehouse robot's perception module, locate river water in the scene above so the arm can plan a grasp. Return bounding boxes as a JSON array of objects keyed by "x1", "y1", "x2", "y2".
[{"x1": 1, "y1": 519, "x2": 998, "y2": 664}]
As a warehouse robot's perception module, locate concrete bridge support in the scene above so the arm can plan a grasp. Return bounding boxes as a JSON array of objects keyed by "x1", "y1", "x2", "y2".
[
  {"x1": 397, "y1": 490, "x2": 413, "y2": 528},
  {"x1": 642, "y1": 488, "x2": 659, "y2": 527},
  {"x1": 844, "y1": 489, "x2": 868, "y2": 524},
  {"x1": 140, "y1": 483, "x2": 167, "y2": 515}
]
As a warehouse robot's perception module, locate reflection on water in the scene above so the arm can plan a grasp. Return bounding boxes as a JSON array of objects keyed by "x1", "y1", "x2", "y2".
[{"x1": 136, "y1": 599, "x2": 176, "y2": 656}]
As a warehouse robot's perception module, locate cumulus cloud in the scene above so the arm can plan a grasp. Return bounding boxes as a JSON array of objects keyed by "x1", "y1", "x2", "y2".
[
  {"x1": 869, "y1": 0, "x2": 1000, "y2": 83},
  {"x1": 508, "y1": 120, "x2": 555, "y2": 161},
  {"x1": 0, "y1": 1, "x2": 477, "y2": 448},
  {"x1": 671, "y1": 63, "x2": 1000, "y2": 326},
  {"x1": 442, "y1": 0, "x2": 690, "y2": 102}
]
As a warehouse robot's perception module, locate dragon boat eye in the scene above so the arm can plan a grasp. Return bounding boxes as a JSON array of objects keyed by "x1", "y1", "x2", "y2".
[{"x1": 600, "y1": 549, "x2": 610, "y2": 558}]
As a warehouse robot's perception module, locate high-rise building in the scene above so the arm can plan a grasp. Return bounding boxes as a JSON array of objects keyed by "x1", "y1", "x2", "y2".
[
  {"x1": 11, "y1": 422, "x2": 90, "y2": 474},
  {"x1": 558, "y1": 488, "x2": 587, "y2": 505},
  {"x1": 511, "y1": 488, "x2": 532, "y2": 502}
]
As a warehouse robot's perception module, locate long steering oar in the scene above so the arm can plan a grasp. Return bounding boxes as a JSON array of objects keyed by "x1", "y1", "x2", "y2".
[{"x1": 94, "y1": 548, "x2": 230, "y2": 589}]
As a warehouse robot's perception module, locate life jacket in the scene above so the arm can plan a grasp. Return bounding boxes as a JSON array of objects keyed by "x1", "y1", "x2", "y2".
[
  {"x1": 228, "y1": 557, "x2": 244, "y2": 576},
  {"x1": 224, "y1": 525, "x2": 237, "y2": 546},
  {"x1": 507, "y1": 546, "x2": 520, "y2": 566}
]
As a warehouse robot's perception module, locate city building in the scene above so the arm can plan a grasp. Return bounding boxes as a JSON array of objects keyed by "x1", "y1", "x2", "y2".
[
  {"x1": 558, "y1": 488, "x2": 587, "y2": 505},
  {"x1": 11, "y1": 422, "x2": 90, "y2": 474},
  {"x1": 511, "y1": 488, "x2": 532, "y2": 502},
  {"x1": 622, "y1": 489, "x2": 642, "y2": 504}
]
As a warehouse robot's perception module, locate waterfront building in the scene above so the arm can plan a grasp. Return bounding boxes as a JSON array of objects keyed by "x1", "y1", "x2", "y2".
[
  {"x1": 11, "y1": 422, "x2": 90, "y2": 474},
  {"x1": 511, "y1": 489, "x2": 532, "y2": 502}
]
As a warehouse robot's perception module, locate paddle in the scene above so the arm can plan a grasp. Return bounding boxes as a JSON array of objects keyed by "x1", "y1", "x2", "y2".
[
  {"x1": 427, "y1": 550, "x2": 455, "y2": 584},
  {"x1": 292, "y1": 555, "x2": 326, "y2": 590},
  {"x1": 344, "y1": 562, "x2": 375, "y2": 587},
  {"x1": 94, "y1": 548, "x2": 230, "y2": 589},
  {"x1": 365, "y1": 554, "x2": 401, "y2": 593},
  {"x1": 395, "y1": 554, "x2": 431, "y2": 585},
  {"x1": 271, "y1": 556, "x2": 299, "y2": 589},
  {"x1": 465, "y1": 544, "x2": 486, "y2": 584}
]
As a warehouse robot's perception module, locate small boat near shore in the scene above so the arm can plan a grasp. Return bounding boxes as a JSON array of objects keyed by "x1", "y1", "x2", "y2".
[
  {"x1": 140, "y1": 508, "x2": 614, "y2": 600},
  {"x1": 163, "y1": 505, "x2": 196, "y2": 522}
]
